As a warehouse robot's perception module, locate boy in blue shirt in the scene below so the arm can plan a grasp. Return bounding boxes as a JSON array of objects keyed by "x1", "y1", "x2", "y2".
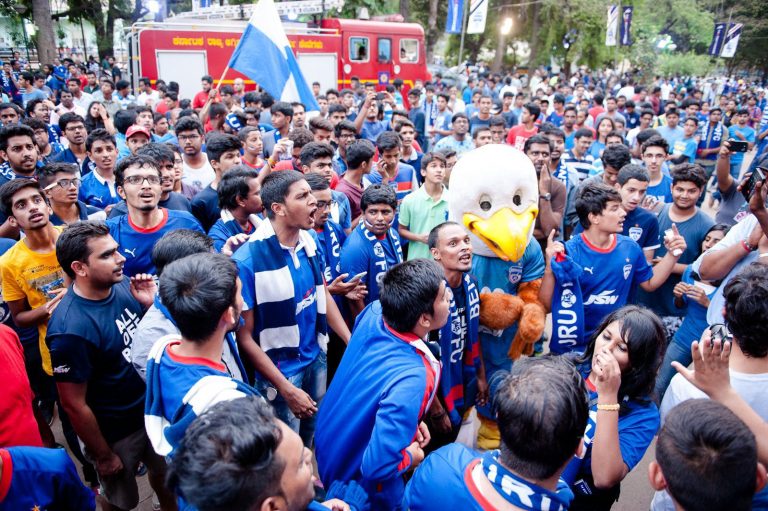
[
  {"x1": 671, "y1": 117, "x2": 699, "y2": 164},
  {"x1": 106, "y1": 153, "x2": 204, "y2": 277},
  {"x1": 80, "y1": 129, "x2": 120, "y2": 210},
  {"x1": 234, "y1": 170, "x2": 351, "y2": 446},
  {"x1": 405, "y1": 357, "x2": 587, "y2": 511},
  {"x1": 641, "y1": 135, "x2": 674, "y2": 209},
  {"x1": 541, "y1": 182, "x2": 687, "y2": 352},
  {"x1": 340, "y1": 184, "x2": 403, "y2": 319},
  {"x1": 208, "y1": 166, "x2": 263, "y2": 253},
  {"x1": 144, "y1": 252, "x2": 260, "y2": 458}
]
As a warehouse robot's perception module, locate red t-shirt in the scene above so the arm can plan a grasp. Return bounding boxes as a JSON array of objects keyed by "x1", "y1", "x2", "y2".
[
  {"x1": 0, "y1": 324, "x2": 42, "y2": 447},
  {"x1": 192, "y1": 90, "x2": 221, "y2": 110},
  {"x1": 506, "y1": 124, "x2": 539, "y2": 151},
  {"x1": 588, "y1": 106, "x2": 605, "y2": 122}
]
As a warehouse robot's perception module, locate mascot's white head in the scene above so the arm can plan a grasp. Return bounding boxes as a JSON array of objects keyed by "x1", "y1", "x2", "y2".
[{"x1": 448, "y1": 144, "x2": 539, "y2": 262}]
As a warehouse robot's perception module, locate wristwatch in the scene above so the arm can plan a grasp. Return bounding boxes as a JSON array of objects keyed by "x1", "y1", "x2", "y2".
[{"x1": 540, "y1": 193, "x2": 551, "y2": 201}]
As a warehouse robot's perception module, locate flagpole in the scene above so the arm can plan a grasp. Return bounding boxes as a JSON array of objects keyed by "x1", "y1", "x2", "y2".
[
  {"x1": 215, "y1": 66, "x2": 231, "y2": 90},
  {"x1": 458, "y1": 0, "x2": 469, "y2": 68}
]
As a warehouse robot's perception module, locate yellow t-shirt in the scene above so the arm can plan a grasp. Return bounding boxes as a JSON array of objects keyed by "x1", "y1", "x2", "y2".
[{"x1": 0, "y1": 238, "x2": 66, "y2": 375}]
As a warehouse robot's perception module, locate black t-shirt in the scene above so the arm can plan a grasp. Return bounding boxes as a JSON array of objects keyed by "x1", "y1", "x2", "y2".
[
  {"x1": 190, "y1": 185, "x2": 220, "y2": 232},
  {"x1": 47, "y1": 281, "x2": 146, "y2": 444}
]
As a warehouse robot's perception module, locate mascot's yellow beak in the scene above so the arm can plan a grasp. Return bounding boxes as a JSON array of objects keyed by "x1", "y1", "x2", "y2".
[{"x1": 464, "y1": 205, "x2": 538, "y2": 262}]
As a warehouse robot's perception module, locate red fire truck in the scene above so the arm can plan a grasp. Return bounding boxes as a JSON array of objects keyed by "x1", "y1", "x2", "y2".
[{"x1": 127, "y1": 6, "x2": 430, "y2": 100}]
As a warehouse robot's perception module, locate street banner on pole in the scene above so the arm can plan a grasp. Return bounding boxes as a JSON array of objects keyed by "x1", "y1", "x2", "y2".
[
  {"x1": 446, "y1": 0, "x2": 465, "y2": 34},
  {"x1": 720, "y1": 22, "x2": 743, "y2": 58},
  {"x1": 619, "y1": 6, "x2": 633, "y2": 46},
  {"x1": 466, "y1": 0, "x2": 488, "y2": 35},
  {"x1": 606, "y1": 5, "x2": 619, "y2": 47},
  {"x1": 708, "y1": 22, "x2": 727, "y2": 56}
]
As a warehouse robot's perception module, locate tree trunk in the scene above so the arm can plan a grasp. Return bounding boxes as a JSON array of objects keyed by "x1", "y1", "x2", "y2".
[
  {"x1": 492, "y1": 31, "x2": 506, "y2": 72},
  {"x1": 528, "y1": 1, "x2": 541, "y2": 67},
  {"x1": 399, "y1": 0, "x2": 410, "y2": 22},
  {"x1": 31, "y1": 0, "x2": 57, "y2": 64},
  {"x1": 426, "y1": 0, "x2": 439, "y2": 63}
]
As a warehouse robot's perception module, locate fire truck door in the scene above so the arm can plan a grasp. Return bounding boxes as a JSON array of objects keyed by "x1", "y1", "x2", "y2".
[
  {"x1": 156, "y1": 50, "x2": 207, "y2": 100},
  {"x1": 376, "y1": 37, "x2": 394, "y2": 87}
]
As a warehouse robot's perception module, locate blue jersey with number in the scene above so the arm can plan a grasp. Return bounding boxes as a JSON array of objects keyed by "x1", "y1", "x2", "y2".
[{"x1": 564, "y1": 234, "x2": 653, "y2": 341}]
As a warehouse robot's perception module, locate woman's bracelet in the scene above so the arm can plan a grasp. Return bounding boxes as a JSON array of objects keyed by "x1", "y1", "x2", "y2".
[{"x1": 596, "y1": 403, "x2": 620, "y2": 412}]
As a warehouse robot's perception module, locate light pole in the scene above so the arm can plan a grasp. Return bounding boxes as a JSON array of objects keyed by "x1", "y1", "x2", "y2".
[{"x1": 12, "y1": 4, "x2": 31, "y2": 64}]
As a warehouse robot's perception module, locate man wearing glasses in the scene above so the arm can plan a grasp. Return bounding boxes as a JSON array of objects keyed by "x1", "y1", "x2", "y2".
[
  {"x1": 176, "y1": 117, "x2": 215, "y2": 191},
  {"x1": 106, "y1": 154, "x2": 204, "y2": 277},
  {"x1": 52, "y1": 113, "x2": 93, "y2": 175},
  {"x1": 37, "y1": 162, "x2": 105, "y2": 225}
]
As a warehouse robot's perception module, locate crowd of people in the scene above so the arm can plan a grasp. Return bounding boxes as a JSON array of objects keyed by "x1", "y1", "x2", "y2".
[{"x1": 0, "y1": 53, "x2": 767, "y2": 511}]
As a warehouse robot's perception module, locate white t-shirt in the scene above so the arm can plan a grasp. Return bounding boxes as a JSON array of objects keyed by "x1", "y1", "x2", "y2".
[
  {"x1": 182, "y1": 155, "x2": 215, "y2": 190},
  {"x1": 651, "y1": 369, "x2": 768, "y2": 510}
]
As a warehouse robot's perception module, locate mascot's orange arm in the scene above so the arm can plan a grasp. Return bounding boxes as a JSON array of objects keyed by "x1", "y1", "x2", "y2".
[{"x1": 510, "y1": 279, "x2": 546, "y2": 358}]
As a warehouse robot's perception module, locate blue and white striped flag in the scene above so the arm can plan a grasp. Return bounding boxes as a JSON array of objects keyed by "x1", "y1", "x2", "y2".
[
  {"x1": 720, "y1": 23, "x2": 743, "y2": 59},
  {"x1": 227, "y1": 0, "x2": 319, "y2": 110}
]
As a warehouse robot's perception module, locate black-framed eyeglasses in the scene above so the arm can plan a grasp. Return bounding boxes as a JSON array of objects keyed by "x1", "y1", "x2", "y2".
[
  {"x1": 315, "y1": 200, "x2": 336, "y2": 209},
  {"x1": 124, "y1": 175, "x2": 162, "y2": 186},
  {"x1": 44, "y1": 178, "x2": 81, "y2": 190}
]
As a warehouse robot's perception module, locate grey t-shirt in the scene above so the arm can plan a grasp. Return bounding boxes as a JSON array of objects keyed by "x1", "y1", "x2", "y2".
[{"x1": 715, "y1": 181, "x2": 750, "y2": 226}]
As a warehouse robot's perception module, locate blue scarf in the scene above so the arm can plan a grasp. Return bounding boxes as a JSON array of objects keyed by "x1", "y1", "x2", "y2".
[
  {"x1": 356, "y1": 222, "x2": 403, "y2": 302},
  {"x1": 317, "y1": 221, "x2": 344, "y2": 282},
  {"x1": 552, "y1": 159, "x2": 570, "y2": 188},
  {"x1": 153, "y1": 294, "x2": 248, "y2": 383},
  {"x1": 437, "y1": 273, "x2": 480, "y2": 426},
  {"x1": 480, "y1": 450, "x2": 574, "y2": 511},
  {"x1": 549, "y1": 253, "x2": 585, "y2": 355},
  {"x1": 246, "y1": 220, "x2": 328, "y2": 355}
]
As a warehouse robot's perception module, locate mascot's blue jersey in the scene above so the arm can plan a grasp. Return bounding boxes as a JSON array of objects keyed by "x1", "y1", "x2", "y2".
[{"x1": 470, "y1": 240, "x2": 544, "y2": 369}]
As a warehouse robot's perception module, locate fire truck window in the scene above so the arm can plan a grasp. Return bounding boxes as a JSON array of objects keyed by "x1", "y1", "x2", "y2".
[
  {"x1": 378, "y1": 38, "x2": 392, "y2": 63},
  {"x1": 399, "y1": 39, "x2": 419, "y2": 63},
  {"x1": 350, "y1": 37, "x2": 369, "y2": 62}
]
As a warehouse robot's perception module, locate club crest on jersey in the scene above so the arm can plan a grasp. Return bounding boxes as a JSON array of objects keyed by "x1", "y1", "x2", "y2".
[
  {"x1": 373, "y1": 242, "x2": 384, "y2": 258},
  {"x1": 628, "y1": 226, "x2": 642, "y2": 241},
  {"x1": 623, "y1": 264, "x2": 632, "y2": 280},
  {"x1": 507, "y1": 265, "x2": 522, "y2": 284}
]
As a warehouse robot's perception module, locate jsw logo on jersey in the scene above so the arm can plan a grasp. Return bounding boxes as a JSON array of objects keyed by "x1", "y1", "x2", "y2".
[
  {"x1": 295, "y1": 289, "x2": 317, "y2": 315},
  {"x1": 584, "y1": 290, "x2": 619, "y2": 305}
]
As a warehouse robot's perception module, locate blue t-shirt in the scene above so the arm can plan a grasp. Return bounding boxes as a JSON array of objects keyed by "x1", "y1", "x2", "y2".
[
  {"x1": 728, "y1": 125, "x2": 756, "y2": 167},
  {"x1": 637, "y1": 206, "x2": 713, "y2": 317},
  {"x1": 106, "y1": 208, "x2": 204, "y2": 277},
  {"x1": 49, "y1": 200, "x2": 102, "y2": 226},
  {"x1": 573, "y1": 206, "x2": 660, "y2": 252},
  {"x1": 51, "y1": 149, "x2": 94, "y2": 176},
  {"x1": 656, "y1": 125, "x2": 685, "y2": 148},
  {"x1": 471, "y1": 242, "x2": 544, "y2": 369},
  {"x1": 646, "y1": 174, "x2": 674, "y2": 206},
  {"x1": 672, "y1": 136, "x2": 697, "y2": 163},
  {"x1": 588, "y1": 140, "x2": 605, "y2": 160},
  {"x1": 360, "y1": 120, "x2": 390, "y2": 143},
  {"x1": 0, "y1": 447, "x2": 95, "y2": 511},
  {"x1": 671, "y1": 266, "x2": 716, "y2": 348},
  {"x1": 234, "y1": 234, "x2": 321, "y2": 377},
  {"x1": 564, "y1": 234, "x2": 653, "y2": 340},
  {"x1": 190, "y1": 185, "x2": 220, "y2": 232},
  {"x1": 79, "y1": 170, "x2": 120, "y2": 210},
  {"x1": 47, "y1": 281, "x2": 147, "y2": 444},
  {"x1": 546, "y1": 111, "x2": 564, "y2": 127}
]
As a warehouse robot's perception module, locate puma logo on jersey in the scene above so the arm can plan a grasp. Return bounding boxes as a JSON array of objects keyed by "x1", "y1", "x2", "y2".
[
  {"x1": 124, "y1": 248, "x2": 137, "y2": 257},
  {"x1": 583, "y1": 267, "x2": 594, "y2": 274},
  {"x1": 584, "y1": 290, "x2": 619, "y2": 305}
]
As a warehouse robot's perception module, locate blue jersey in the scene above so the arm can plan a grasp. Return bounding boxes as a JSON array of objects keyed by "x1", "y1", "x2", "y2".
[
  {"x1": 471, "y1": 242, "x2": 544, "y2": 369},
  {"x1": 47, "y1": 281, "x2": 147, "y2": 444},
  {"x1": 315, "y1": 302, "x2": 439, "y2": 511},
  {"x1": 564, "y1": 234, "x2": 652, "y2": 340},
  {"x1": 728, "y1": 125, "x2": 756, "y2": 167},
  {"x1": 234, "y1": 230, "x2": 322, "y2": 377},
  {"x1": 573, "y1": 206, "x2": 661, "y2": 252},
  {"x1": 79, "y1": 169, "x2": 120, "y2": 210},
  {"x1": 646, "y1": 174, "x2": 673, "y2": 205},
  {"x1": 208, "y1": 214, "x2": 259, "y2": 253},
  {"x1": 363, "y1": 164, "x2": 418, "y2": 238},
  {"x1": 671, "y1": 266, "x2": 716, "y2": 349},
  {"x1": 49, "y1": 200, "x2": 103, "y2": 226},
  {"x1": 672, "y1": 136, "x2": 697, "y2": 163},
  {"x1": 697, "y1": 121, "x2": 726, "y2": 161},
  {"x1": 340, "y1": 224, "x2": 403, "y2": 305},
  {"x1": 106, "y1": 208, "x2": 204, "y2": 277},
  {"x1": 0, "y1": 447, "x2": 95, "y2": 510},
  {"x1": 143, "y1": 336, "x2": 260, "y2": 457}
]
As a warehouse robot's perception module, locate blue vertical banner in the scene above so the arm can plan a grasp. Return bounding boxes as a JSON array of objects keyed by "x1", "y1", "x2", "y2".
[
  {"x1": 619, "y1": 6, "x2": 633, "y2": 46},
  {"x1": 708, "y1": 22, "x2": 727, "y2": 56},
  {"x1": 720, "y1": 23, "x2": 743, "y2": 58},
  {"x1": 446, "y1": 0, "x2": 464, "y2": 34}
]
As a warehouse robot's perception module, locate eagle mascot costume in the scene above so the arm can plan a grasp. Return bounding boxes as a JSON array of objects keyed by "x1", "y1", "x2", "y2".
[{"x1": 448, "y1": 144, "x2": 547, "y2": 448}]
